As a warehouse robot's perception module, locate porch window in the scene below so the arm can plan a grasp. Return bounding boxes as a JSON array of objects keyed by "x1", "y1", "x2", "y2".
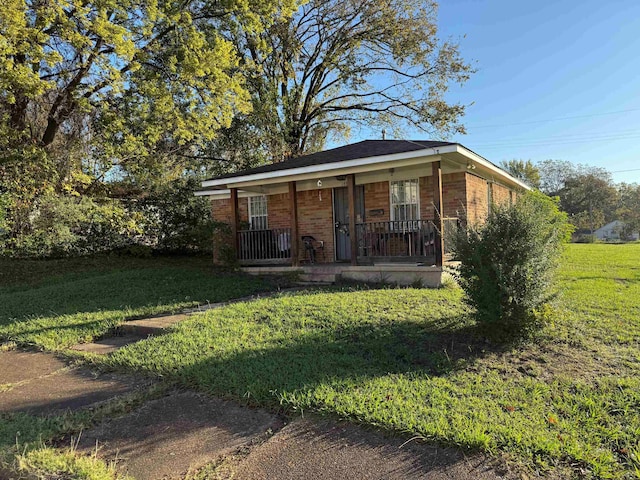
[
  {"x1": 248, "y1": 195, "x2": 268, "y2": 230},
  {"x1": 390, "y1": 179, "x2": 419, "y2": 221}
]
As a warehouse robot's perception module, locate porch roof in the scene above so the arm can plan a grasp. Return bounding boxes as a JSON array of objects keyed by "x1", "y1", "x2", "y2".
[{"x1": 197, "y1": 140, "x2": 531, "y2": 195}]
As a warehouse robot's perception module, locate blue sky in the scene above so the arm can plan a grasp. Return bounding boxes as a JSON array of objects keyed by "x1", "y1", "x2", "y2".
[{"x1": 355, "y1": 0, "x2": 640, "y2": 183}]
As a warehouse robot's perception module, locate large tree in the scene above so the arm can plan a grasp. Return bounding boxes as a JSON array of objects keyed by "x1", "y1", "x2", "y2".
[
  {"x1": 0, "y1": 0, "x2": 292, "y2": 245},
  {"x1": 0, "y1": 0, "x2": 293, "y2": 185},
  {"x1": 536, "y1": 160, "x2": 618, "y2": 232},
  {"x1": 536, "y1": 159, "x2": 577, "y2": 196},
  {"x1": 217, "y1": 0, "x2": 473, "y2": 162},
  {"x1": 560, "y1": 171, "x2": 617, "y2": 233}
]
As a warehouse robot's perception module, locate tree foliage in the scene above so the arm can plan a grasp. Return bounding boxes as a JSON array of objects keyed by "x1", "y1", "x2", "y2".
[
  {"x1": 537, "y1": 160, "x2": 618, "y2": 232},
  {"x1": 536, "y1": 159, "x2": 579, "y2": 196},
  {"x1": 617, "y1": 183, "x2": 640, "y2": 238},
  {"x1": 452, "y1": 191, "x2": 572, "y2": 340},
  {"x1": 499, "y1": 159, "x2": 540, "y2": 189},
  {"x1": 559, "y1": 172, "x2": 617, "y2": 233},
  {"x1": 0, "y1": 0, "x2": 293, "y2": 255},
  {"x1": 215, "y1": 0, "x2": 474, "y2": 161},
  {"x1": 0, "y1": 0, "x2": 295, "y2": 194}
]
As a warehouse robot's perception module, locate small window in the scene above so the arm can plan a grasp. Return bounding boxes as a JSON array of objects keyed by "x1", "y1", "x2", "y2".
[
  {"x1": 390, "y1": 179, "x2": 419, "y2": 221},
  {"x1": 248, "y1": 195, "x2": 268, "y2": 230}
]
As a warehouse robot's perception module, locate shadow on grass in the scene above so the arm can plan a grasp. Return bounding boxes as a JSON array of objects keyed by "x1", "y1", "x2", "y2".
[
  {"x1": 0, "y1": 266, "x2": 275, "y2": 328},
  {"x1": 149, "y1": 311, "x2": 496, "y2": 409}
]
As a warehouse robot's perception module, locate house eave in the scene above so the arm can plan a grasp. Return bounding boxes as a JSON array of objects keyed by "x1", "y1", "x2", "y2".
[
  {"x1": 201, "y1": 145, "x2": 455, "y2": 189},
  {"x1": 198, "y1": 143, "x2": 531, "y2": 194}
]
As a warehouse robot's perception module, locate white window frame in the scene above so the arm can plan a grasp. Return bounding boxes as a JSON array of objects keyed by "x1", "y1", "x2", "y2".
[
  {"x1": 389, "y1": 179, "x2": 420, "y2": 227},
  {"x1": 248, "y1": 195, "x2": 268, "y2": 230}
]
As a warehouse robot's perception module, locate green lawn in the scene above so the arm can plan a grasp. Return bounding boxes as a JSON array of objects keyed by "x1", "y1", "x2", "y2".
[
  {"x1": 105, "y1": 244, "x2": 639, "y2": 479},
  {"x1": 0, "y1": 256, "x2": 276, "y2": 350},
  {"x1": 1, "y1": 245, "x2": 639, "y2": 478}
]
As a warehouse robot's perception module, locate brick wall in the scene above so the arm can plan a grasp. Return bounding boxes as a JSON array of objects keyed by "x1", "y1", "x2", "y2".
[
  {"x1": 296, "y1": 189, "x2": 334, "y2": 263},
  {"x1": 419, "y1": 176, "x2": 434, "y2": 220},
  {"x1": 465, "y1": 173, "x2": 517, "y2": 225},
  {"x1": 465, "y1": 173, "x2": 489, "y2": 225},
  {"x1": 363, "y1": 181, "x2": 390, "y2": 221},
  {"x1": 418, "y1": 172, "x2": 466, "y2": 221},
  {"x1": 442, "y1": 172, "x2": 467, "y2": 220},
  {"x1": 265, "y1": 193, "x2": 290, "y2": 229},
  {"x1": 210, "y1": 197, "x2": 249, "y2": 225},
  {"x1": 491, "y1": 182, "x2": 511, "y2": 206}
]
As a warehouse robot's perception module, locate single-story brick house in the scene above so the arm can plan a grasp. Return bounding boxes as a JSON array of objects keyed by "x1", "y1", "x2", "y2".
[{"x1": 197, "y1": 140, "x2": 529, "y2": 286}]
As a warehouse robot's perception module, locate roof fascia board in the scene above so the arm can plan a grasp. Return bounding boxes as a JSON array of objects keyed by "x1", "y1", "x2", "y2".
[
  {"x1": 455, "y1": 145, "x2": 531, "y2": 190},
  {"x1": 201, "y1": 146, "x2": 456, "y2": 188},
  {"x1": 220, "y1": 154, "x2": 445, "y2": 190}
]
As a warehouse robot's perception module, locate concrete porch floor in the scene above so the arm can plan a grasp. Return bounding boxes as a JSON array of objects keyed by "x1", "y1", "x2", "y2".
[{"x1": 242, "y1": 263, "x2": 444, "y2": 287}]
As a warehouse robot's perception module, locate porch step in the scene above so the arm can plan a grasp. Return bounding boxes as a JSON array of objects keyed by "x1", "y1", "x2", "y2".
[{"x1": 297, "y1": 273, "x2": 339, "y2": 284}]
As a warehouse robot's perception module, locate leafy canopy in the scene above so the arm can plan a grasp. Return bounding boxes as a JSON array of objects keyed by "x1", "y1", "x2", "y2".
[
  {"x1": 211, "y1": 0, "x2": 474, "y2": 162},
  {"x1": 499, "y1": 159, "x2": 541, "y2": 189},
  {"x1": 0, "y1": 0, "x2": 295, "y2": 169}
]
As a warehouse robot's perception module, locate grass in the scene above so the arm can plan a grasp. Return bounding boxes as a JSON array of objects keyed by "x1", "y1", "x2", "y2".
[
  {"x1": 0, "y1": 384, "x2": 169, "y2": 478},
  {"x1": 1, "y1": 245, "x2": 639, "y2": 478},
  {"x1": 9, "y1": 446, "x2": 130, "y2": 480},
  {"x1": 0, "y1": 255, "x2": 279, "y2": 350},
  {"x1": 99, "y1": 244, "x2": 640, "y2": 479}
]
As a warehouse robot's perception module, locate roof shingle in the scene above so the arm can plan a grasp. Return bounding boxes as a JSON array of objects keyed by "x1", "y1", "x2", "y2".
[{"x1": 205, "y1": 140, "x2": 455, "y2": 182}]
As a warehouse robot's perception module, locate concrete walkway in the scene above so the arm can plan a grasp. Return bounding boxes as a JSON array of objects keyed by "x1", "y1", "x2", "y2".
[
  {"x1": 77, "y1": 394, "x2": 508, "y2": 480},
  {"x1": 232, "y1": 417, "x2": 504, "y2": 480},
  {"x1": 0, "y1": 350, "x2": 147, "y2": 415},
  {"x1": 78, "y1": 392, "x2": 283, "y2": 480},
  {"x1": 0, "y1": 350, "x2": 513, "y2": 480}
]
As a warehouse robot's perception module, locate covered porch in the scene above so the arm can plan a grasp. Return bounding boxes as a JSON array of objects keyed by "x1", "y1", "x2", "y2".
[
  {"x1": 199, "y1": 140, "x2": 526, "y2": 285},
  {"x1": 224, "y1": 159, "x2": 449, "y2": 270}
]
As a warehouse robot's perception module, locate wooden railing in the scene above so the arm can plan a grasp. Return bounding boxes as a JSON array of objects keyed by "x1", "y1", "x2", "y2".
[
  {"x1": 356, "y1": 218, "x2": 460, "y2": 260},
  {"x1": 238, "y1": 228, "x2": 292, "y2": 263}
]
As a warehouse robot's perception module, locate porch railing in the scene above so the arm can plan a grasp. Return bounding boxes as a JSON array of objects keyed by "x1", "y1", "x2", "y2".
[
  {"x1": 238, "y1": 228, "x2": 292, "y2": 263},
  {"x1": 356, "y1": 218, "x2": 460, "y2": 260}
]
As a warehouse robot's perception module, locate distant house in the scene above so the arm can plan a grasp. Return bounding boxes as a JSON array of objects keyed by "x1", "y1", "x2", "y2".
[
  {"x1": 197, "y1": 140, "x2": 529, "y2": 286},
  {"x1": 594, "y1": 220, "x2": 639, "y2": 241}
]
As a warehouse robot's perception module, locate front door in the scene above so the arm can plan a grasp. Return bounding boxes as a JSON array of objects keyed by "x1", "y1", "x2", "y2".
[{"x1": 333, "y1": 186, "x2": 365, "y2": 261}]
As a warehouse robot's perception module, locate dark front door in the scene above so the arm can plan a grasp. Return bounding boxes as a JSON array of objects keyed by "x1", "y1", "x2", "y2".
[{"x1": 333, "y1": 186, "x2": 365, "y2": 261}]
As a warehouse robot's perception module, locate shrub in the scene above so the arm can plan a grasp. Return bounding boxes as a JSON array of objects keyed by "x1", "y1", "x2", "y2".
[
  {"x1": 135, "y1": 177, "x2": 217, "y2": 254},
  {"x1": 5, "y1": 194, "x2": 143, "y2": 258},
  {"x1": 211, "y1": 222, "x2": 239, "y2": 268},
  {"x1": 451, "y1": 191, "x2": 573, "y2": 339}
]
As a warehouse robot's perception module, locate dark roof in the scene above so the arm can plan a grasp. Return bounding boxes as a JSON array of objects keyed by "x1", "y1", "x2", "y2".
[{"x1": 205, "y1": 140, "x2": 455, "y2": 182}]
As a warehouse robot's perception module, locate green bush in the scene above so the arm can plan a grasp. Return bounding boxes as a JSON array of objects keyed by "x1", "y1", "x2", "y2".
[
  {"x1": 451, "y1": 191, "x2": 572, "y2": 339},
  {"x1": 211, "y1": 222, "x2": 239, "y2": 268},
  {"x1": 5, "y1": 194, "x2": 143, "y2": 258},
  {"x1": 135, "y1": 177, "x2": 216, "y2": 254},
  {"x1": 1, "y1": 177, "x2": 217, "y2": 258}
]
